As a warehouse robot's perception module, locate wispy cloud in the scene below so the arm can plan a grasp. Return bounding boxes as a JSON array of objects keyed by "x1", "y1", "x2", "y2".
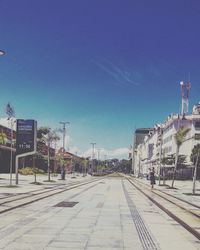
[
  {"x1": 55, "y1": 139, "x2": 129, "y2": 159},
  {"x1": 93, "y1": 58, "x2": 140, "y2": 87}
]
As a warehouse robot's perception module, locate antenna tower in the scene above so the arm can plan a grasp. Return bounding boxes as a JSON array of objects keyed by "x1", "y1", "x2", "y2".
[{"x1": 180, "y1": 81, "x2": 191, "y2": 115}]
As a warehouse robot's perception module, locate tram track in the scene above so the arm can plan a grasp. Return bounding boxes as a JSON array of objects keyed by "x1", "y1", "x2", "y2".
[
  {"x1": 123, "y1": 174, "x2": 200, "y2": 241},
  {"x1": 131, "y1": 176, "x2": 200, "y2": 217},
  {"x1": 0, "y1": 176, "x2": 106, "y2": 214}
]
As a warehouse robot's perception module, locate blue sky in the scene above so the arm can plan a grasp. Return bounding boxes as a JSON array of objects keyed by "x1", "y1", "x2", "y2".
[{"x1": 0, "y1": 0, "x2": 200, "y2": 159}]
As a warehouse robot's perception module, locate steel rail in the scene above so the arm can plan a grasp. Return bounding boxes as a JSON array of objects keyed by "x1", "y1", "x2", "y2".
[
  {"x1": 129, "y1": 176, "x2": 200, "y2": 216},
  {"x1": 124, "y1": 176, "x2": 200, "y2": 241},
  {"x1": 0, "y1": 177, "x2": 106, "y2": 214},
  {"x1": 0, "y1": 176, "x2": 104, "y2": 203}
]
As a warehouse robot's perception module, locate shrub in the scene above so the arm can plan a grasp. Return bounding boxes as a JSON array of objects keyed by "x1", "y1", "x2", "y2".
[{"x1": 19, "y1": 167, "x2": 45, "y2": 175}]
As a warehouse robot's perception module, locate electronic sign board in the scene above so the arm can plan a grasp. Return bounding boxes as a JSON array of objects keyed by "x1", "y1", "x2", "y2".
[{"x1": 16, "y1": 119, "x2": 37, "y2": 155}]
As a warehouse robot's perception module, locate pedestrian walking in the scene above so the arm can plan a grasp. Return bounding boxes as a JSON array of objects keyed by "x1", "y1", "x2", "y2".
[
  {"x1": 61, "y1": 166, "x2": 66, "y2": 180},
  {"x1": 150, "y1": 167, "x2": 156, "y2": 189}
]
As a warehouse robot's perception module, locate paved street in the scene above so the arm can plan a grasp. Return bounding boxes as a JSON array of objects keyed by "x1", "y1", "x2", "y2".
[{"x1": 0, "y1": 175, "x2": 199, "y2": 250}]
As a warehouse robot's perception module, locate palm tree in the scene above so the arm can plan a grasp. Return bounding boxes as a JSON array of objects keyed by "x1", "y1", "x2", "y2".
[
  {"x1": 37, "y1": 127, "x2": 60, "y2": 181},
  {"x1": 46, "y1": 129, "x2": 60, "y2": 181},
  {"x1": 0, "y1": 131, "x2": 7, "y2": 145},
  {"x1": 190, "y1": 144, "x2": 200, "y2": 194},
  {"x1": 51, "y1": 132, "x2": 60, "y2": 172},
  {"x1": 171, "y1": 127, "x2": 190, "y2": 188}
]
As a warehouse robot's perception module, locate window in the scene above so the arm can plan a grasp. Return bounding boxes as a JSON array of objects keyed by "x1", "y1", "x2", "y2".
[
  {"x1": 194, "y1": 121, "x2": 200, "y2": 130},
  {"x1": 163, "y1": 123, "x2": 173, "y2": 134},
  {"x1": 163, "y1": 146, "x2": 172, "y2": 154},
  {"x1": 163, "y1": 135, "x2": 172, "y2": 144}
]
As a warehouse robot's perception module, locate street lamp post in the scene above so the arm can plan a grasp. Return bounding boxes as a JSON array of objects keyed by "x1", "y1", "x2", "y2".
[
  {"x1": 5, "y1": 103, "x2": 15, "y2": 186},
  {"x1": 59, "y1": 121, "x2": 70, "y2": 179},
  {"x1": 97, "y1": 148, "x2": 102, "y2": 174},
  {"x1": 59, "y1": 122, "x2": 70, "y2": 151},
  {"x1": 90, "y1": 142, "x2": 96, "y2": 174},
  {"x1": 47, "y1": 131, "x2": 51, "y2": 182}
]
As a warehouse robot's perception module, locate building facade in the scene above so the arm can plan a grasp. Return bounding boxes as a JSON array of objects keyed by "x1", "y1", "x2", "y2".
[
  {"x1": 132, "y1": 128, "x2": 153, "y2": 176},
  {"x1": 132, "y1": 104, "x2": 200, "y2": 178},
  {"x1": 0, "y1": 121, "x2": 16, "y2": 173}
]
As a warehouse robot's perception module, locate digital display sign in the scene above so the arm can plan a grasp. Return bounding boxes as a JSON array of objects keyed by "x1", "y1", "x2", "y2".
[{"x1": 16, "y1": 119, "x2": 37, "y2": 155}]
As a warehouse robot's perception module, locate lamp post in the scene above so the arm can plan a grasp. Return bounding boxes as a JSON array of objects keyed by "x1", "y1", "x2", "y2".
[
  {"x1": 90, "y1": 142, "x2": 96, "y2": 174},
  {"x1": 5, "y1": 102, "x2": 15, "y2": 186},
  {"x1": 97, "y1": 148, "x2": 102, "y2": 174},
  {"x1": 47, "y1": 129, "x2": 51, "y2": 182},
  {"x1": 59, "y1": 122, "x2": 70, "y2": 151},
  {"x1": 59, "y1": 121, "x2": 70, "y2": 179}
]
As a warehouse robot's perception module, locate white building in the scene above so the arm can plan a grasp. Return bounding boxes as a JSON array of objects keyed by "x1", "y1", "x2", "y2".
[
  {"x1": 133, "y1": 103, "x2": 200, "y2": 177},
  {"x1": 133, "y1": 125, "x2": 163, "y2": 176},
  {"x1": 132, "y1": 128, "x2": 153, "y2": 176}
]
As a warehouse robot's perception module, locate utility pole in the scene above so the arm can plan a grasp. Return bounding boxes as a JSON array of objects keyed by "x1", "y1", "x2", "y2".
[
  {"x1": 59, "y1": 122, "x2": 70, "y2": 152},
  {"x1": 90, "y1": 142, "x2": 96, "y2": 174},
  {"x1": 97, "y1": 148, "x2": 102, "y2": 174},
  {"x1": 6, "y1": 102, "x2": 15, "y2": 186},
  {"x1": 59, "y1": 121, "x2": 70, "y2": 179}
]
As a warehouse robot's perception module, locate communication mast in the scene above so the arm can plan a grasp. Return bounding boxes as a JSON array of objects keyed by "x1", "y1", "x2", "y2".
[{"x1": 180, "y1": 81, "x2": 191, "y2": 115}]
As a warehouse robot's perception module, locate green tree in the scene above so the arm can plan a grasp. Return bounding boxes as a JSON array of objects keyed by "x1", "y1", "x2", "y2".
[
  {"x1": 0, "y1": 131, "x2": 7, "y2": 145},
  {"x1": 171, "y1": 127, "x2": 190, "y2": 188},
  {"x1": 37, "y1": 127, "x2": 60, "y2": 181},
  {"x1": 55, "y1": 154, "x2": 67, "y2": 173},
  {"x1": 46, "y1": 129, "x2": 60, "y2": 181},
  {"x1": 35, "y1": 127, "x2": 49, "y2": 171},
  {"x1": 190, "y1": 144, "x2": 200, "y2": 194},
  {"x1": 161, "y1": 151, "x2": 173, "y2": 185}
]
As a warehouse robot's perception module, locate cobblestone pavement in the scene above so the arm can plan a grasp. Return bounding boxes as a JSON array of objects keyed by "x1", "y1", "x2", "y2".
[{"x1": 0, "y1": 174, "x2": 199, "y2": 250}]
